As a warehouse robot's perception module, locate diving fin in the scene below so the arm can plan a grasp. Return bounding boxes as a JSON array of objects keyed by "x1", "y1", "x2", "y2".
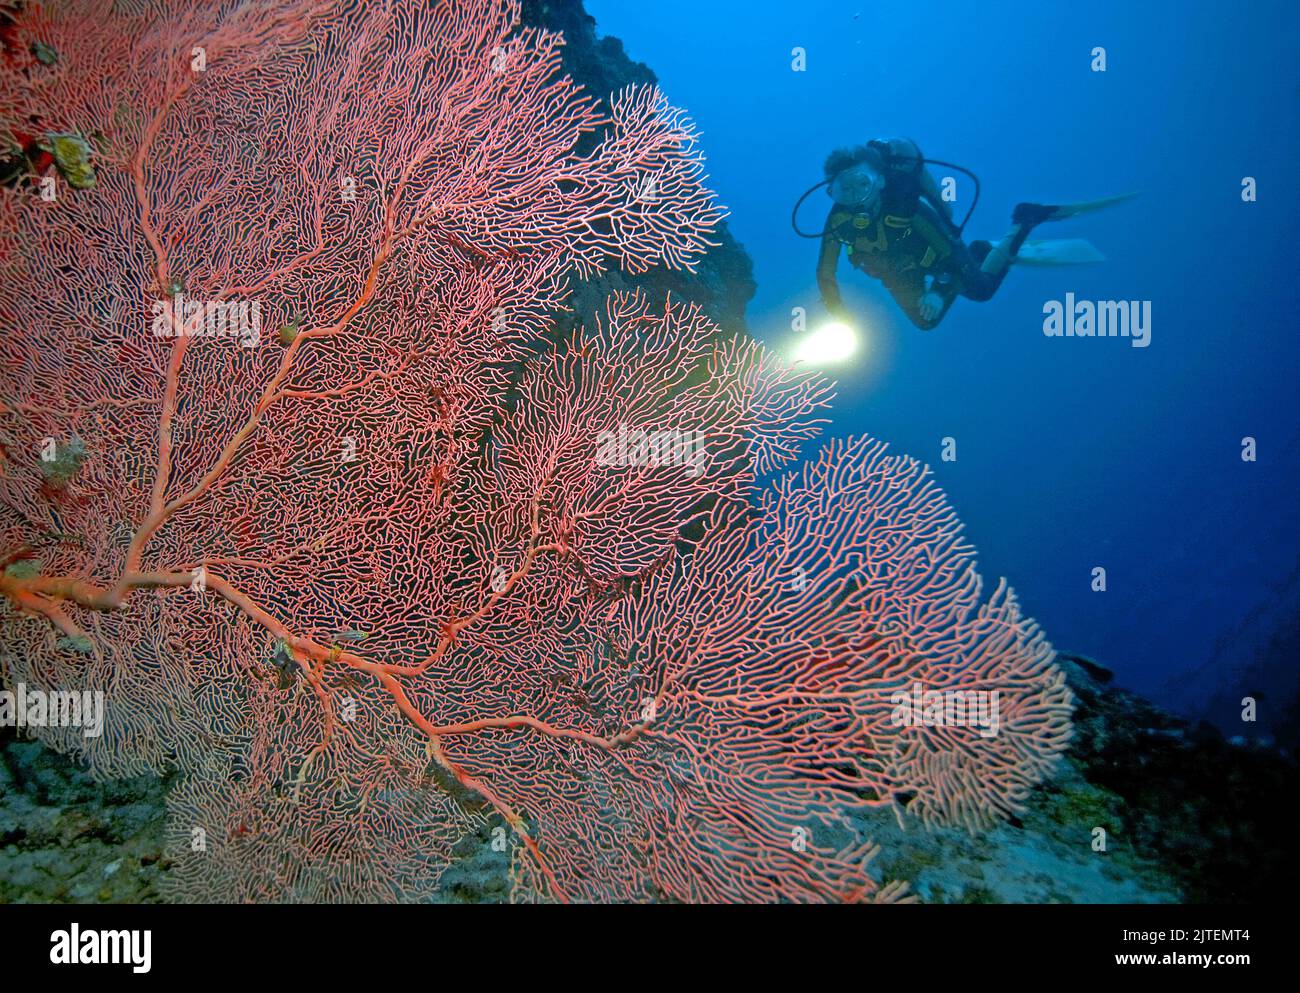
[
  {"x1": 1013, "y1": 239, "x2": 1107, "y2": 265},
  {"x1": 1045, "y1": 192, "x2": 1140, "y2": 221}
]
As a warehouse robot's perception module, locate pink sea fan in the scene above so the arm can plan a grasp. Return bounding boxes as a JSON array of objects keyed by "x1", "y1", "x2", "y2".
[{"x1": 0, "y1": 0, "x2": 1069, "y2": 903}]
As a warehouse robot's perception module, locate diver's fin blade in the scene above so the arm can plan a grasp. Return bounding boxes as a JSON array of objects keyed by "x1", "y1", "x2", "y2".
[
  {"x1": 1047, "y1": 192, "x2": 1140, "y2": 221},
  {"x1": 1013, "y1": 239, "x2": 1107, "y2": 265}
]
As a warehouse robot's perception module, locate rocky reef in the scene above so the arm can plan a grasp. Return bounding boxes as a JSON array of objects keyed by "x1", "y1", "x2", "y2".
[
  {"x1": 1040, "y1": 653, "x2": 1292, "y2": 904},
  {"x1": 0, "y1": 730, "x2": 172, "y2": 903}
]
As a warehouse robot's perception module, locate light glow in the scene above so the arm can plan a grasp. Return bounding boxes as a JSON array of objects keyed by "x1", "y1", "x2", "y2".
[{"x1": 794, "y1": 321, "x2": 859, "y2": 366}]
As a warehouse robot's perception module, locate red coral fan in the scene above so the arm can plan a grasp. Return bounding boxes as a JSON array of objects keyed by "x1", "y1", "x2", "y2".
[{"x1": 0, "y1": 0, "x2": 1069, "y2": 903}]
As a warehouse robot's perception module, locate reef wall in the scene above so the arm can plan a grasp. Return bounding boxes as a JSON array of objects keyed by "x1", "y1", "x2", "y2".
[{"x1": 520, "y1": 0, "x2": 757, "y2": 336}]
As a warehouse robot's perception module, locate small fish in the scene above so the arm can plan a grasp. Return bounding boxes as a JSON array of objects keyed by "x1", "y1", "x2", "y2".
[{"x1": 335, "y1": 629, "x2": 369, "y2": 642}]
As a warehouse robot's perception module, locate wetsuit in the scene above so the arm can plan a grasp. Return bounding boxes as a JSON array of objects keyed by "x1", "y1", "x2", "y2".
[{"x1": 816, "y1": 139, "x2": 1019, "y2": 330}]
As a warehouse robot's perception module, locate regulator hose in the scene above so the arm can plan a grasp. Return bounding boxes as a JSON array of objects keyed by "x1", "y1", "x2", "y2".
[
  {"x1": 790, "y1": 179, "x2": 833, "y2": 238},
  {"x1": 791, "y1": 157, "x2": 982, "y2": 239}
]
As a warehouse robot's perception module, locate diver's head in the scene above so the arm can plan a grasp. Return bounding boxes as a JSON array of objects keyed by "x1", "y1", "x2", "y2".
[{"x1": 826, "y1": 161, "x2": 884, "y2": 217}]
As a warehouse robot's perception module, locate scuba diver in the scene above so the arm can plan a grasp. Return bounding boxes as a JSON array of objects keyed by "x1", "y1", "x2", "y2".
[{"x1": 804, "y1": 137, "x2": 1130, "y2": 330}]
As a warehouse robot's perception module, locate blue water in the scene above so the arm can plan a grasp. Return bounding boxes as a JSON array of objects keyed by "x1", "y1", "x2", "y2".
[{"x1": 587, "y1": 0, "x2": 1300, "y2": 727}]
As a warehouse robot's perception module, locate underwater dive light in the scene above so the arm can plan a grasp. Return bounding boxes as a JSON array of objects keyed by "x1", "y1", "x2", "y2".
[{"x1": 794, "y1": 321, "x2": 859, "y2": 366}]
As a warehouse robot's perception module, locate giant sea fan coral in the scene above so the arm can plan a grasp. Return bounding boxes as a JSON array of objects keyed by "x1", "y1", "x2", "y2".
[{"x1": 0, "y1": 0, "x2": 1070, "y2": 902}]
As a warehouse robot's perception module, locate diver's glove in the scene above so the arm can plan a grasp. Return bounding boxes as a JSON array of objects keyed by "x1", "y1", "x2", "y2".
[{"x1": 918, "y1": 291, "x2": 944, "y2": 323}]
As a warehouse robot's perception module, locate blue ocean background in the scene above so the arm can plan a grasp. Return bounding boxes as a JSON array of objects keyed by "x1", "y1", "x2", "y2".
[{"x1": 588, "y1": 0, "x2": 1300, "y2": 735}]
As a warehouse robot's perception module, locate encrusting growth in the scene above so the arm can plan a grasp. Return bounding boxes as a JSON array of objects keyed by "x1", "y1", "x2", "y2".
[{"x1": 0, "y1": 0, "x2": 1070, "y2": 902}]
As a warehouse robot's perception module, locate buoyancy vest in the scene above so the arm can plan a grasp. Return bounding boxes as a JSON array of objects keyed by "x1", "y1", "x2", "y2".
[{"x1": 828, "y1": 203, "x2": 955, "y2": 279}]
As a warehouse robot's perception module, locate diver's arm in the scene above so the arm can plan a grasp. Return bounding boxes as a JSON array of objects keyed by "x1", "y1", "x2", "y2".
[
  {"x1": 917, "y1": 272, "x2": 960, "y2": 328},
  {"x1": 907, "y1": 200, "x2": 963, "y2": 327},
  {"x1": 881, "y1": 269, "x2": 940, "y2": 330},
  {"x1": 887, "y1": 264, "x2": 958, "y2": 330},
  {"x1": 816, "y1": 230, "x2": 848, "y2": 319}
]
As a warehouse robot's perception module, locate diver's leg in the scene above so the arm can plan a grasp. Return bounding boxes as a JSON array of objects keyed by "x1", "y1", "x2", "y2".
[
  {"x1": 940, "y1": 237, "x2": 1000, "y2": 303},
  {"x1": 960, "y1": 267, "x2": 1001, "y2": 302},
  {"x1": 977, "y1": 200, "x2": 1060, "y2": 280}
]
